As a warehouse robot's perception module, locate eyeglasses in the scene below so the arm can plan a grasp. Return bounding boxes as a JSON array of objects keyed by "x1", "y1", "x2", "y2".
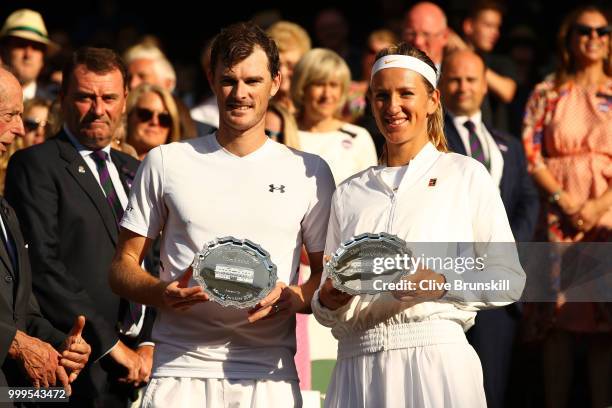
[
  {"x1": 403, "y1": 29, "x2": 445, "y2": 42},
  {"x1": 573, "y1": 24, "x2": 612, "y2": 38},
  {"x1": 24, "y1": 118, "x2": 47, "y2": 132},
  {"x1": 134, "y1": 108, "x2": 172, "y2": 128}
]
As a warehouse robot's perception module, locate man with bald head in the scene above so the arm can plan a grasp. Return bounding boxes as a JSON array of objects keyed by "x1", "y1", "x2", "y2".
[
  {"x1": 124, "y1": 43, "x2": 214, "y2": 137},
  {"x1": 439, "y1": 49, "x2": 538, "y2": 408},
  {"x1": 403, "y1": 1, "x2": 449, "y2": 70},
  {"x1": 0, "y1": 67, "x2": 91, "y2": 395}
]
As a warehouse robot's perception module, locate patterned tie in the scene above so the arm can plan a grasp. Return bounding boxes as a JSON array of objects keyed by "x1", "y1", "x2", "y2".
[
  {"x1": 91, "y1": 150, "x2": 144, "y2": 331},
  {"x1": 91, "y1": 150, "x2": 124, "y2": 224},
  {"x1": 463, "y1": 120, "x2": 490, "y2": 171}
]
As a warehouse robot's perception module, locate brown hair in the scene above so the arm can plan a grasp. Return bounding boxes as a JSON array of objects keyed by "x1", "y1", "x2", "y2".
[
  {"x1": 374, "y1": 42, "x2": 448, "y2": 153},
  {"x1": 555, "y1": 5, "x2": 611, "y2": 88},
  {"x1": 61, "y1": 47, "x2": 127, "y2": 94},
  {"x1": 466, "y1": 0, "x2": 505, "y2": 20},
  {"x1": 210, "y1": 22, "x2": 280, "y2": 79},
  {"x1": 367, "y1": 29, "x2": 399, "y2": 47}
]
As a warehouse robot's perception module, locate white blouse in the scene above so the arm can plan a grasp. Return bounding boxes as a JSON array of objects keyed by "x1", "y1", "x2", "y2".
[{"x1": 311, "y1": 142, "x2": 525, "y2": 358}]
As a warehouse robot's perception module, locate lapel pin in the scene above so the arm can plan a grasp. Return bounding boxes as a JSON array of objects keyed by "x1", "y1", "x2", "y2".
[
  {"x1": 428, "y1": 178, "x2": 437, "y2": 187},
  {"x1": 78, "y1": 165, "x2": 86, "y2": 174}
]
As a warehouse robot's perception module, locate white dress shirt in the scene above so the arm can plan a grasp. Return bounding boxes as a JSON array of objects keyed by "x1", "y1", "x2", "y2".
[
  {"x1": 22, "y1": 82, "x2": 37, "y2": 101},
  {"x1": 64, "y1": 125, "x2": 129, "y2": 208}
]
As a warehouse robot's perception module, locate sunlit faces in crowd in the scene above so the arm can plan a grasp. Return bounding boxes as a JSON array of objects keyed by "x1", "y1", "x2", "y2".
[
  {"x1": 370, "y1": 67, "x2": 439, "y2": 147},
  {"x1": 212, "y1": 47, "x2": 281, "y2": 133},
  {"x1": 266, "y1": 21, "x2": 312, "y2": 111},
  {"x1": 278, "y1": 49, "x2": 303, "y2": 95},
  {"x1": 291, "y1": 48, "x2": 351, "y2": 124},
  {"x1": 403, "y1": 2, "x2": 449, "y2": 65},
  {"x1": 1, "y1": 36, "x2": 45, "y2": 86},
  {"x1": 361, "y1": 30, "x2": 398, "y2": 81},
  {"x1": 126, "y1": 84, "x2": 180, "y2": 159},
  {"x1": 463, "y1": 8, "x2": 502, "y2": 53},
  {"x1": 128, "y1": 58, "x2": 159, "y2": 91},
  {"x1": 22, "y1": 98, "x2": 50, "y2": 147},
  {"x1": 0, "y1": 70, "x2": 25, "y2": 153},
  {"x1": 61, "y1": 64, "x2": 127, "y2": 150},
  {"x1": 569, "y1": 10, "x2": 611, "y2": 65},
  {"x1": 439, "y1": 50, "x2": 488, "y2": 117},
  {"x1": 302, "y1": 79, "x2": 344, "y2": 122}
]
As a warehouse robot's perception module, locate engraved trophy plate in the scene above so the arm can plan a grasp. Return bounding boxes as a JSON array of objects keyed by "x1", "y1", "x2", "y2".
[
  {"x1": 192, "y1": 237, "x2": 277, "y2": 308},
  {"x1": 326, "y1": 232, "x2": 412, "y2": 295}
]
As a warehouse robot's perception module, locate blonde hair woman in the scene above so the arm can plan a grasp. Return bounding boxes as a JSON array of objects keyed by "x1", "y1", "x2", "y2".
[
  {"x1": 22, "y1": 98, "x2": 50, "y2": 147},
  {"x1": 126, "y1": 83, "x2": 180, "y2": 160},
  {"x1": 266, "y1": 21, "x2": 312, "y2": 113},
  {"x1": 522, "y1": 6, "x2": 612, "y2": 407},
  {"x1": 312, "y1": 43, "x2": 524, "y2": 408},
  {"x1": 291, "y1": 48, "x2": 377, "y2": 185}
]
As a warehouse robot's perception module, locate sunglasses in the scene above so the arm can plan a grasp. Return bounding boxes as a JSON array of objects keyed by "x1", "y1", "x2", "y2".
[
  {"x1": 265, "y1": 129, "x2": 283, "y2": 140},
  {"x1": 24, "y1": 118, "x2": 47, "y2": 132},
  {"x1": 573, "y1": 24, "x2": 612, "y2": 38},
  {"x1": 134, "y1": 108, "x2": 172, "y2": 128}
]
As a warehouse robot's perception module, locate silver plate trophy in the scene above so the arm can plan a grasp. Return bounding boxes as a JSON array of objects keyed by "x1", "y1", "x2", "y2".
[
  {"x1": 191, "y1": 237, "x2": 277, "y2": 308},
  {"x1": 326, "y1": 232, "x2": 412, "y2": 295}
]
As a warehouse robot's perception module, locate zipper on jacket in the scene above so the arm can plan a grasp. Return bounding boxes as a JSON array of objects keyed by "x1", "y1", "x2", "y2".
[{"x1": 387, "y1": 193, "x2": 397, "y2": 232}]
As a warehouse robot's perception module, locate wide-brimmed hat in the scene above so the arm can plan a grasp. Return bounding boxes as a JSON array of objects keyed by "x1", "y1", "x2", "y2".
[{"x1": 0, "y1": 9, "x2": 59, "y2": 53}]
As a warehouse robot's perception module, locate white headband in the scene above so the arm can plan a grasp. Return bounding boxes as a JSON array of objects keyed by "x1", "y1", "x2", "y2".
[{"x1": 370, "y1": 55, "x2": 437, "y2": 88}]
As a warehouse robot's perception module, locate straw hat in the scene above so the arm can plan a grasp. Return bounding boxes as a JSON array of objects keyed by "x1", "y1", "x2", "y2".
[{"x1": 0, "y1": 9, "x2": 59, "y2": 52}]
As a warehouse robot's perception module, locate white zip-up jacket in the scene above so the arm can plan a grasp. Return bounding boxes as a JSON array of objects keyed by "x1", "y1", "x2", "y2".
[{"x1": 312, "y1": 142, "x2": 526, "y2": 359}]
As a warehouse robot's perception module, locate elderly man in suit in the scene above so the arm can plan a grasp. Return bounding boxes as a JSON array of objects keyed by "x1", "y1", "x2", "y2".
[
  {"x1": 439, "y1": 49, "x2": 539, "y2": 408},
  {"x1": 5, "y1": 48, "x2": 153, "y2": 407},
  {"x1": 0, "y1": 67, "x2": 90, "y2": 398}
]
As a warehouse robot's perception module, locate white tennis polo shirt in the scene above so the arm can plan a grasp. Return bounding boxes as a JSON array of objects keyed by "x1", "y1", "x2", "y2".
[{"x1": 121, "y1": 133, "x2": 335, "y2": 380}]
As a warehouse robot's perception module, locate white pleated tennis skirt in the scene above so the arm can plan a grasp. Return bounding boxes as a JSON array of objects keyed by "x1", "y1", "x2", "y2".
[{"x1": 324, "y1": 320, "x2": 487, "y2": 408}]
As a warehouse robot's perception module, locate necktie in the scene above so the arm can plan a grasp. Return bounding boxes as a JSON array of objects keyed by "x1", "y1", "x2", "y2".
[
  {"x1": 91, "y1": 150, "x2": 143, "y2": 331},
  {"x1": 0, "y1": 216, "x2": 17, "y2": 272},
  {"x1": 91, "y1": 150, "x2": 124, "y2": 224},
  {"x1": 463, "y1": 120, "x2": 490, "y2": 171}
]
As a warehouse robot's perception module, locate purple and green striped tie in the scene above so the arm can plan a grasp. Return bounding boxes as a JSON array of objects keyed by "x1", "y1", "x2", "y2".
[
  {"x1": 91, "y1": 150, "x2": 144, "y2": 329},
  {"x1": 91, "y1": 150, "x2": 124, "y2": 224},
  {"x1": 463, "y1": 120, "x2": 490, "y2": 171}
]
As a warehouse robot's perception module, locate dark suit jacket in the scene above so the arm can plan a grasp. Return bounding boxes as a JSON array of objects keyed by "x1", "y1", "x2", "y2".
[
  {"x1": 444, "y1": 113, "x2": 539, "y2": 242},
  {"x1": 0, "y1": 197, "x2": 66, "y2": 388},
  {"x1": 5, "y1": 130, "x2": 159, "y2": 406}
]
